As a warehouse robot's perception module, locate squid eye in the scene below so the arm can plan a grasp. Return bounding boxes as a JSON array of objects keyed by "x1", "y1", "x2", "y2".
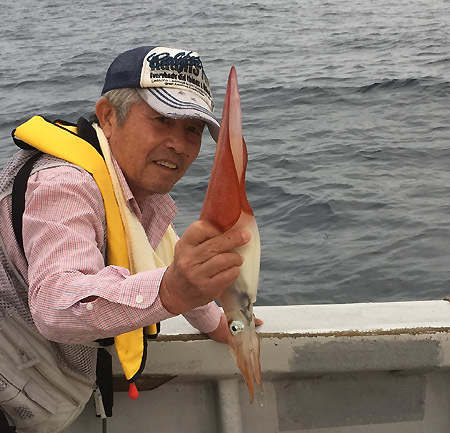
[{"x1": 229, "y1": 320, "x2": 245, "y2": 335}]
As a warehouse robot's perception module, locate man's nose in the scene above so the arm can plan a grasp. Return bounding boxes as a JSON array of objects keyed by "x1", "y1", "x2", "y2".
[{"x1": 165, "y1": 124, "x2": 188, "y2": 153}]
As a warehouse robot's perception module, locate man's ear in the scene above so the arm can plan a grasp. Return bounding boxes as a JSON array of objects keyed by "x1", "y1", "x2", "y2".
[{"x1": 95, "y1": 97, "x2": 115, "y2": 139}]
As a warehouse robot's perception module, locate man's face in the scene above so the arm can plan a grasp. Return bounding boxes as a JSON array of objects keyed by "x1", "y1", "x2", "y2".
[{"x1": 105, "y1": 100, "x2": 205, "y2": 202}]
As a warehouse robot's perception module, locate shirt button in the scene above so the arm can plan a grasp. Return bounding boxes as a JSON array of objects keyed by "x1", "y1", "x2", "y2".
[
  {"x1": 86, "y1": 302, "x2": 94, "y2": 311},
  {"x1": 136, "y1": 295, "x2": 144, "y2": 304}
]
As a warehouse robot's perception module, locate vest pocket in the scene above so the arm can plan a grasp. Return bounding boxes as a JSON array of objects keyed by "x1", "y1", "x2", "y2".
[
  {"x1": 0, "y1": 371, "x2": 55, "y2": 429},
  {"x1": 0, "y1": 313, "x2": 92, "y2": 431},
  {"x1": 0, "y1": 334, "x2": 59, "y2": 429}
]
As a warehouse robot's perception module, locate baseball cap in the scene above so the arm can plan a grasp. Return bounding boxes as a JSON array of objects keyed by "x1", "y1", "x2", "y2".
[{"x1": 102, "y1": 46, "x2": 220, "y2": 141}]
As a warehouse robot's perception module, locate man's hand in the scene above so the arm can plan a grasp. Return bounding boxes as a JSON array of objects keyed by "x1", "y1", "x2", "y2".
[{"x1": 160, "y1": 220, "x2": 250, "y2": 315}]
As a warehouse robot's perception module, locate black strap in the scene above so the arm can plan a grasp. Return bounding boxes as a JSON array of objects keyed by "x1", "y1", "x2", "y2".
[
  {"x1": 76, "y1": 117, "x2": 103, "y2": 157},
  {"x1": 11, "y1": 152, "x2": 43, "y2": 256},
  {"x1": 96, "y1": 348, "x2": 113, "y2": 418}
]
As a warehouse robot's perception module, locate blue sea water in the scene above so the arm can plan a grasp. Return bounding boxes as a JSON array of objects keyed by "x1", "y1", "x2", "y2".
[{"x1": 1, "y1": 0, "x2": 449, "y2": 306}]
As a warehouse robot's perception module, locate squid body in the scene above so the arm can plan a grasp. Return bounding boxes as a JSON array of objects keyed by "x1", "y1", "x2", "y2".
[{"x1": 200, "y1": 66, "x2": 262, "y2": 402}]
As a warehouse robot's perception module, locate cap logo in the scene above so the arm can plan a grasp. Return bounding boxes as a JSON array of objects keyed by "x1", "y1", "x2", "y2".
[
  {"x1": 147, "y1": 50, "x2": 203, "y2": 74},
  {"x1": 141, "y1": 47, "x2": 213, "y2": 110}
]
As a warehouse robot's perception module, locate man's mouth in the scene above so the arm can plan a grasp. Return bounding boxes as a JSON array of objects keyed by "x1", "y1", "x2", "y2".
[{"x1": 155, "y1": 160, "x2": 178, "y2": 169}]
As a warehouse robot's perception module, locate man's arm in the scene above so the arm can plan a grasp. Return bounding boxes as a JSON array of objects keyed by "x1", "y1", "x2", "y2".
[
  {"x1": 24, "y1": 166, "x2": 249, "y2": 345},
  {"x1": 24, "y1": 166, "x2": 175, "y2": 343}
]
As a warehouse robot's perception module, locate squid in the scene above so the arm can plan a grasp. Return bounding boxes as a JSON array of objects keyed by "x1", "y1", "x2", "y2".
[{"x1": 200, "y1": 66, "x2": 262, "y2": 402}]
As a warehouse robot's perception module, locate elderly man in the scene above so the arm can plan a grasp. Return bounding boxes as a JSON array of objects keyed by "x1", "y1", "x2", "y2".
[{"x1": 0, "y1": 46, "x2": 249, "y2": 432}]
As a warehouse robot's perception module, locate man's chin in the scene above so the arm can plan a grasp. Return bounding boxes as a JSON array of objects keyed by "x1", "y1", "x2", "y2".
[{"x1": 147, "y1": 181, "x2": 179, "y2": 196}]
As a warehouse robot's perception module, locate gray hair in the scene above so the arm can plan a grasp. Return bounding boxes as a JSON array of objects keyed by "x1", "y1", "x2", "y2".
[{"x1": 102, "y1": 88, "x2": 143, "y2": 125}]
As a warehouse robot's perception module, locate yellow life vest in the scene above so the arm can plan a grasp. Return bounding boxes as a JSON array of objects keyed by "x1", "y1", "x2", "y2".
[{"x1": 13, "y1": 115, "x2": 163, "y2": 395}]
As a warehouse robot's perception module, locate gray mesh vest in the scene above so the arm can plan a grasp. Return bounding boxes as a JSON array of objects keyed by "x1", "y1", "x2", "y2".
[{"x1": 0, "y1": 150, "x2": 98, "y2": 432}]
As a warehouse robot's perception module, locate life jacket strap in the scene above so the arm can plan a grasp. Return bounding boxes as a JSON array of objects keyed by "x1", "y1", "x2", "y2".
[{"x1": 11, "y1": 152, "x2": 43, "y2": 256}]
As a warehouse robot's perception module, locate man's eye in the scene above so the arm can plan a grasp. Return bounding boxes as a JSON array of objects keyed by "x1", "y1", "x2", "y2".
[
  {"x1": 187, "y1": 121, "x2": 205, "y2": 136},
  {"x1": 187, "y1": 126, "x2": 202, "y2": 136},
  {"x1": 157, "y1": 117, "x2": 168, "y2": 124}
]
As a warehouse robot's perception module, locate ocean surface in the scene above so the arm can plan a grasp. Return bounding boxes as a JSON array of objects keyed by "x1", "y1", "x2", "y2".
[{"x1": 1, "y1": 0, "x2": 450, "y2": 306}]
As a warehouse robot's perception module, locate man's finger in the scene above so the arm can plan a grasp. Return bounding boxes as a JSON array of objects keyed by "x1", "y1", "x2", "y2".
[
  {"x1": 180, "y1": 220, "x2": 222, "y2": 246},
  {"x1": 207, "y1": 266, "x2": 241, "y2": 295},
  {"x1": 193, "y1": 229, "x2": 251, "y2": 264},
  {"x1": 179, "y1": 221, "x2": 251, "y2": 263},
  {"x1": 199, "y1": 251, "x2": 244, "y2": 279},
  {"x1": 254, "y1": 314, "x2": 263, "y2": 327}
]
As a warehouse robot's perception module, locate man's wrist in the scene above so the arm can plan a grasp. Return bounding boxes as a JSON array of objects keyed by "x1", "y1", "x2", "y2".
[{"x1": 159, "y1": 269, "x2": 191, "y2": 315}]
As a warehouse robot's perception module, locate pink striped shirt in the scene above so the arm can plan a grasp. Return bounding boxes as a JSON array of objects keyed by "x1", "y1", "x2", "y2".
[{"x1": 1, "y1": 154, "x2": 221, "y2": 344}]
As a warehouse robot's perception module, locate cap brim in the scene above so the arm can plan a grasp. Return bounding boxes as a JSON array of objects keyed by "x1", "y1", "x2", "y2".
[{"x1": 137, "y1": 88, "x2": 220, "y2": 142}]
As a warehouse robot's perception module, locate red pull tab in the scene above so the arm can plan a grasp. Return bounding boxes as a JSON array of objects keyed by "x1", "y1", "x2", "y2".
[{"x1": 128, "y1": 382, "x2": 139, "y2": 400}]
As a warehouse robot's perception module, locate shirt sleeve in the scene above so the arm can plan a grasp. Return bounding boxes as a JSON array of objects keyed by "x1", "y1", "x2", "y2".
[
  {"x1": 24, "y1": 165, "x2": 175, "y2": 344},
  {"x1": 182, "y1": 301, "x2": 222, "y2": 334}
]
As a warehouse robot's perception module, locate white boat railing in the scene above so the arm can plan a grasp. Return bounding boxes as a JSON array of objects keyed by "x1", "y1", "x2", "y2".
[{"x1": 68, "y1": 300, "x2": 450, "y2": 433}]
